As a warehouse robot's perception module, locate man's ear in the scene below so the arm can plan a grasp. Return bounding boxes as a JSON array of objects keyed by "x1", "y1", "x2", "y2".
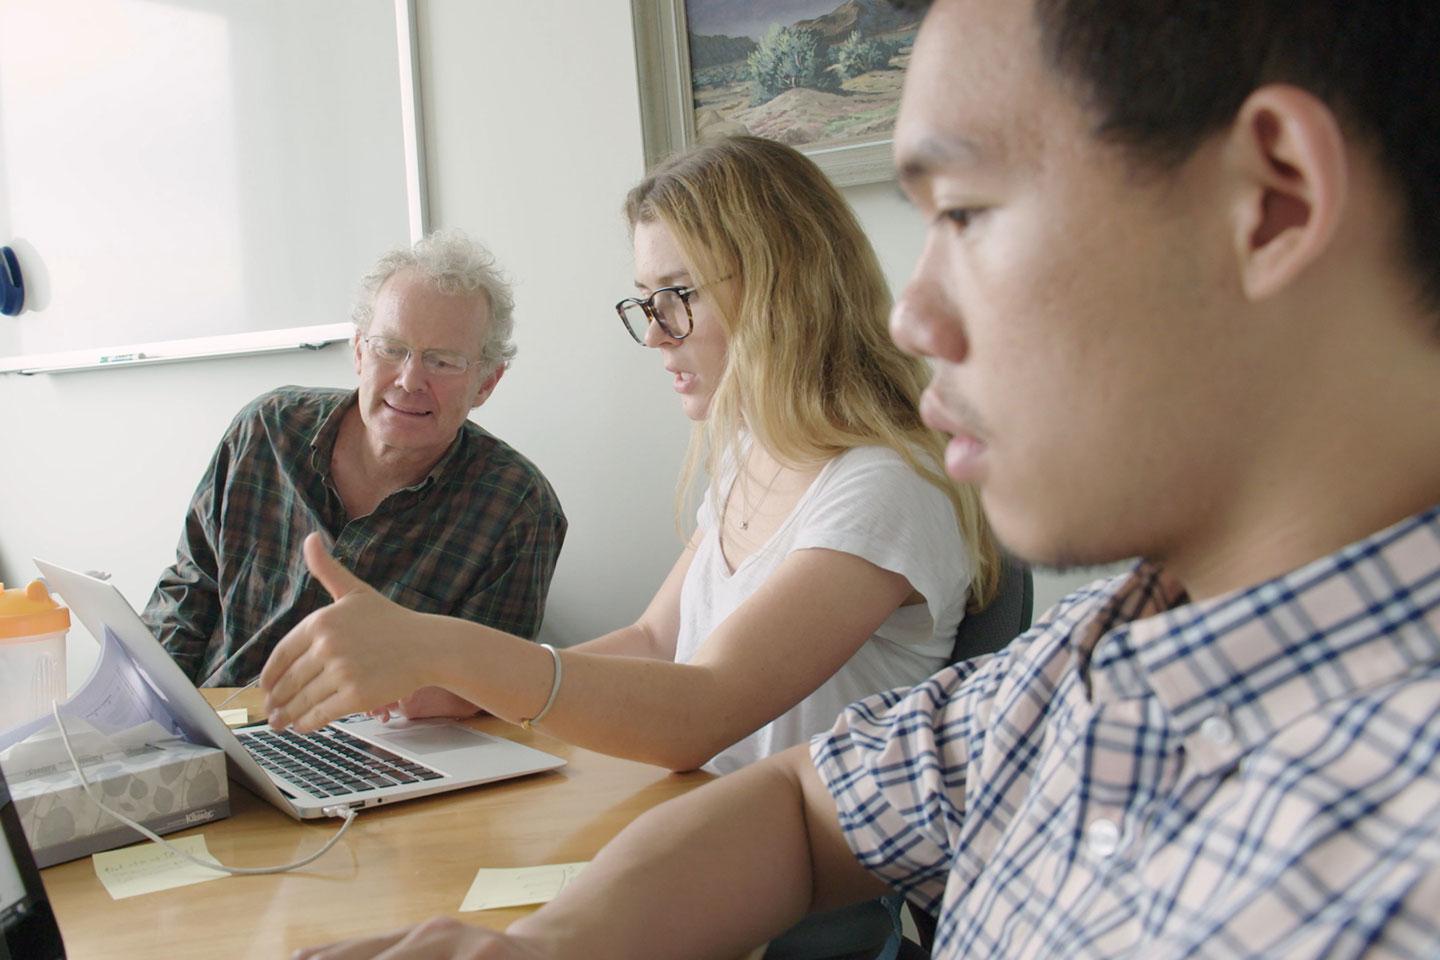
[
  {"x1": 1222, "y1": 84, "x2": 1348, "y2": 301},
  {"x1": 470, "y1": 364, "x2": 505, "y2": 409},
  {"x1": 352, "y1": 331, "x2": 364, "y2": 376}
]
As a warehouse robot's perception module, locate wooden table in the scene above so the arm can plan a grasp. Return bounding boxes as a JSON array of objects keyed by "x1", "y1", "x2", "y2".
[{"x1": 38, "y1": 690, "x2": 714, "y2": 958}]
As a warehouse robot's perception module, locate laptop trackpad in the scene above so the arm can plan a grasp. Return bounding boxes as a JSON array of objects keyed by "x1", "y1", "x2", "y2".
[{"x1": 366, "y1": 724, "x2": 498, "y2": 757}]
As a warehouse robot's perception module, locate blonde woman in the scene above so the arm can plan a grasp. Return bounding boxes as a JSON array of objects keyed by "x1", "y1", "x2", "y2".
[{"x1": 260, "y1": 136, "x2": 998, "y2": 778}]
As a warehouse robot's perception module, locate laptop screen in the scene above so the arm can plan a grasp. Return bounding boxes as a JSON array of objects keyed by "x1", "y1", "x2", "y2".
[{"x1": 0, "y1": 767, "x2": 65, "y2": 959}]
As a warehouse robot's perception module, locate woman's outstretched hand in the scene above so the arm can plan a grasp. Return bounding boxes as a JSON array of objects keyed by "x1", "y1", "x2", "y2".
[{"x1": 261, "y1": 532, "x2": 439, "y2": 732}]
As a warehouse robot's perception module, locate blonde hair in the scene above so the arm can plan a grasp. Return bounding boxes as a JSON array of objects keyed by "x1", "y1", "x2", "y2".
[{"x1": 624, "y1": 136, "x2": 999, "y2": 609}]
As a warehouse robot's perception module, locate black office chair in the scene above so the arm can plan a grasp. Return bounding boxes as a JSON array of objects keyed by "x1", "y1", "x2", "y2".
[
  {"x1": 949, "y1": 552, "x2": 1034, "y2": 664},
  {"x1": 900, "y1": 553, "x2": 1035, "y2": 956}
]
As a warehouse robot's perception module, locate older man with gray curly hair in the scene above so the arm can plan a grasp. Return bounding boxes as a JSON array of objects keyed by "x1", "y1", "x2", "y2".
[{"x1": 143, "y1": 230, "x2": 566, "y2": 720}]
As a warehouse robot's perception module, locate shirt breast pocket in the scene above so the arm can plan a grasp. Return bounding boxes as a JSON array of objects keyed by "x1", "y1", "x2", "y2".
[{"x1": 383, "y1": 581, "x2": 457, "y2": 617}]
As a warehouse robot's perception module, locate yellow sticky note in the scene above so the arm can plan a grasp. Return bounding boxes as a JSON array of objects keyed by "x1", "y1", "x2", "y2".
[
  {"x1": 92, "y1": 835, "x2": 226, "y2": 900},
  {"x1": 218, "y1": 708, "x2": 248, "y2": 727},
  {"x1": 459, "y1": 862, "x2": 589, "y2": 912}
]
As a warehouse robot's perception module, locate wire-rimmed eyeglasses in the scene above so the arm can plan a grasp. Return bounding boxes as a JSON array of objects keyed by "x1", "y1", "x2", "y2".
[
  {"x1": 358, "y1": 334, "x2": 481, "y2": 376},
  {"x1": 615, "y1": 277, "x2": 729, "y2": 344}
]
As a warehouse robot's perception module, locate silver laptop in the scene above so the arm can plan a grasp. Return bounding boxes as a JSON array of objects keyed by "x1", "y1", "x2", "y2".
[{"x1": 34, "y1": 560, "x2": 565, "y2": 820}]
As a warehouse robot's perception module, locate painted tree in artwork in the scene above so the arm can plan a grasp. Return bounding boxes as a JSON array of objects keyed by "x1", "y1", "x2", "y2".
[
  {"x1": 747, "y1": 25, "x2": 835, "y2": 103},
  {"x1": 831, "y1": 30, "x2": 893, "y2": 80}
]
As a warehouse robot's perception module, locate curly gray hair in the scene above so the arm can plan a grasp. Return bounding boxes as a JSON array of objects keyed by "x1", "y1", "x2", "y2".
[{"x1": 351, "y1": 229, "x2": 517, "y2": 376}]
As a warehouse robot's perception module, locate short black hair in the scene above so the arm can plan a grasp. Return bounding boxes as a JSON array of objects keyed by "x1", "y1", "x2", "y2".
[{"x1": 890, "y1": 0, "x2": 1440, "y2": 311}]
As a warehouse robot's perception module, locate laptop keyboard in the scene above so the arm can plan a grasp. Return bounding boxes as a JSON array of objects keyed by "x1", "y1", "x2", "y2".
[{"x1": 243, "y1": 726, "x2": 444, "y2": 799}]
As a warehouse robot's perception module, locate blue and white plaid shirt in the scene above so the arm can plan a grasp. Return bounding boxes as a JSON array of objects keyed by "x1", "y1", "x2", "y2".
[{"x1": 814, "y1": 505, "x2": 1440, "y2": 958}]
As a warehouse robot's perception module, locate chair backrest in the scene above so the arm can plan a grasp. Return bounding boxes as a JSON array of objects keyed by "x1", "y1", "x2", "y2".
[{"x1": 950, "y1": 553, "x2": 1034, "y2": 664}]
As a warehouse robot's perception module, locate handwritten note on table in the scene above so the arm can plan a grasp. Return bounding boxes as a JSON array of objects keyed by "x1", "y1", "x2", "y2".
[
  {"x1": 93, "y1": 835, "x2": 226, "y2": 900},
  {"x1": 459, "y1": 862, "x2": 589, "y2": 912}
]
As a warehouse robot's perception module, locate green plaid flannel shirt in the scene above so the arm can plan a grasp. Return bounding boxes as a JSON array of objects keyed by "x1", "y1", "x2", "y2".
[{"x1": 143, "y1": 386, "x2": 567, "y2": 685}]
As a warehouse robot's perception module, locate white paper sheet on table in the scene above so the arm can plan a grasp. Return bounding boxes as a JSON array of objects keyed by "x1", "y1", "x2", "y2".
[
  {"x1": 0, "y1": 625, "x2": 182, "y2": 762},
  {"x1": 0, "y1": 630, "x2": 185, "y2": 782}
]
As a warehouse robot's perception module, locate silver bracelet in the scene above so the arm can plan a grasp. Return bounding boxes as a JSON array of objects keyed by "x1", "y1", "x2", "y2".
[{"x1": 520, "y1": 643, "x2": 563, "y2": 730}]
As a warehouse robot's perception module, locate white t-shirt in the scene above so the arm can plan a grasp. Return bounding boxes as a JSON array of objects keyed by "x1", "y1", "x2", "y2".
[{"x1": 676, "y1": 444, "x2": 973, "y2": 774}]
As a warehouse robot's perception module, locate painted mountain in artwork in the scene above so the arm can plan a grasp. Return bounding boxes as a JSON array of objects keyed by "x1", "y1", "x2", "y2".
[
  {"x1": 685, "y1": 0, "x2": 922, "y2": 151},
  {"x1": 794, "y1": 0, "x2": 921, "y2": 42},
  {"x1": 689, "y1": 32, "x2": 757, "y2": 72}
]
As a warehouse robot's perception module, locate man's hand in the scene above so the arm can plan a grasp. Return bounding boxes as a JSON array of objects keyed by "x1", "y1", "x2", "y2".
[
  {"x1": 293, "y1": 917, "x2": 550, "y2": 959},
  {"x1": 261, "y1": 532, "x2": 439, "y2": 732}
]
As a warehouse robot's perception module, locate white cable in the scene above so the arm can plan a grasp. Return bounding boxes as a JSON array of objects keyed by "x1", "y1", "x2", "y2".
[
  {"x1": 51, "y1": 702, "x2": 356, "y2": 875},
  {"x1": 215, "y1": 675, "x2": 261, "y2": 709}
]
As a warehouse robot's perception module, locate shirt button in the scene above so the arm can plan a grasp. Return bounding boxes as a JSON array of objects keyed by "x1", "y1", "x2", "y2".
[
  {"x1": 1200, "y1": 715, "x2": 1235, "y2": 746},
  {"x1": 1087, "y1": 818, "x2": 1121, "y2": 858}
]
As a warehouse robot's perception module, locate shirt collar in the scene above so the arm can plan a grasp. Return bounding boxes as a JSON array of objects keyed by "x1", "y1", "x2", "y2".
[
  {"x1": 408, "y1": 426, "x2": 468, "y2": 492},
  {"x1": 1089, "y1": 504, "x2": 1440, "y2": 770},
  {"x1": 308, "y1": 390, "x2": 355, "y2": 477}
]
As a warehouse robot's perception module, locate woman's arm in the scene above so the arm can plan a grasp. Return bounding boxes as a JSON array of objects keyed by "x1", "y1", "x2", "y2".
[
  {"x1": 262, "y1": 532, "x2": 912, "y2": 771},
  {"x1": 374, "y1": 534, "x2": 700, "y2": 720}
]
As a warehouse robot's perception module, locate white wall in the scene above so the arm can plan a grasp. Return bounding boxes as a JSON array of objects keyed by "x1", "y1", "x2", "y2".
[{"x1": 0, "y1": 0, "x2": 1101, "y2": 693}]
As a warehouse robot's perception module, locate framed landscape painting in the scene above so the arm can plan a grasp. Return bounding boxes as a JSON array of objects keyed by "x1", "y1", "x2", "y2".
[{"x1": 632, "y1": 0, "x2": 923, "y2": 186}]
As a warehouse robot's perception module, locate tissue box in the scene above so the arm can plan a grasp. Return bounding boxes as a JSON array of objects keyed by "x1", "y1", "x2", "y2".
[{"x1": 6, "y1": 739, "x2": 229, "y2": 867}]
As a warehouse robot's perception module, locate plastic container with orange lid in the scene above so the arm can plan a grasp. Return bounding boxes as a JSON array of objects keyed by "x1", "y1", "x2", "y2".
[{"x1": 0, "y1": 579, "x2": 71, "y2": 733}]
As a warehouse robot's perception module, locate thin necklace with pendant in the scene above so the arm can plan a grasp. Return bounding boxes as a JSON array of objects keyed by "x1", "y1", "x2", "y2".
[{"x1": 738, "y1": 461, "x2": 785, "y2": 531}]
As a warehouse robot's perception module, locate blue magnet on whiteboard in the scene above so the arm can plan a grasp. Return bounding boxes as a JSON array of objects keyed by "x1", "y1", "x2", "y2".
[{"x1": 0, "y1": 246, "x2": 23, "y2": 316}]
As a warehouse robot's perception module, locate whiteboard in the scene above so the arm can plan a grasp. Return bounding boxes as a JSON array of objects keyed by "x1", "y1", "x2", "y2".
[{"x1": 0, "y1": 0, "x2": 426, "y2": 373}]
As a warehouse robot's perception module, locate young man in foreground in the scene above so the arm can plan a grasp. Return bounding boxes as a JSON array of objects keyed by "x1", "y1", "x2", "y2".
[{"x1": 300, "y1": 0, "x2": 1440, "y2": 955}]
